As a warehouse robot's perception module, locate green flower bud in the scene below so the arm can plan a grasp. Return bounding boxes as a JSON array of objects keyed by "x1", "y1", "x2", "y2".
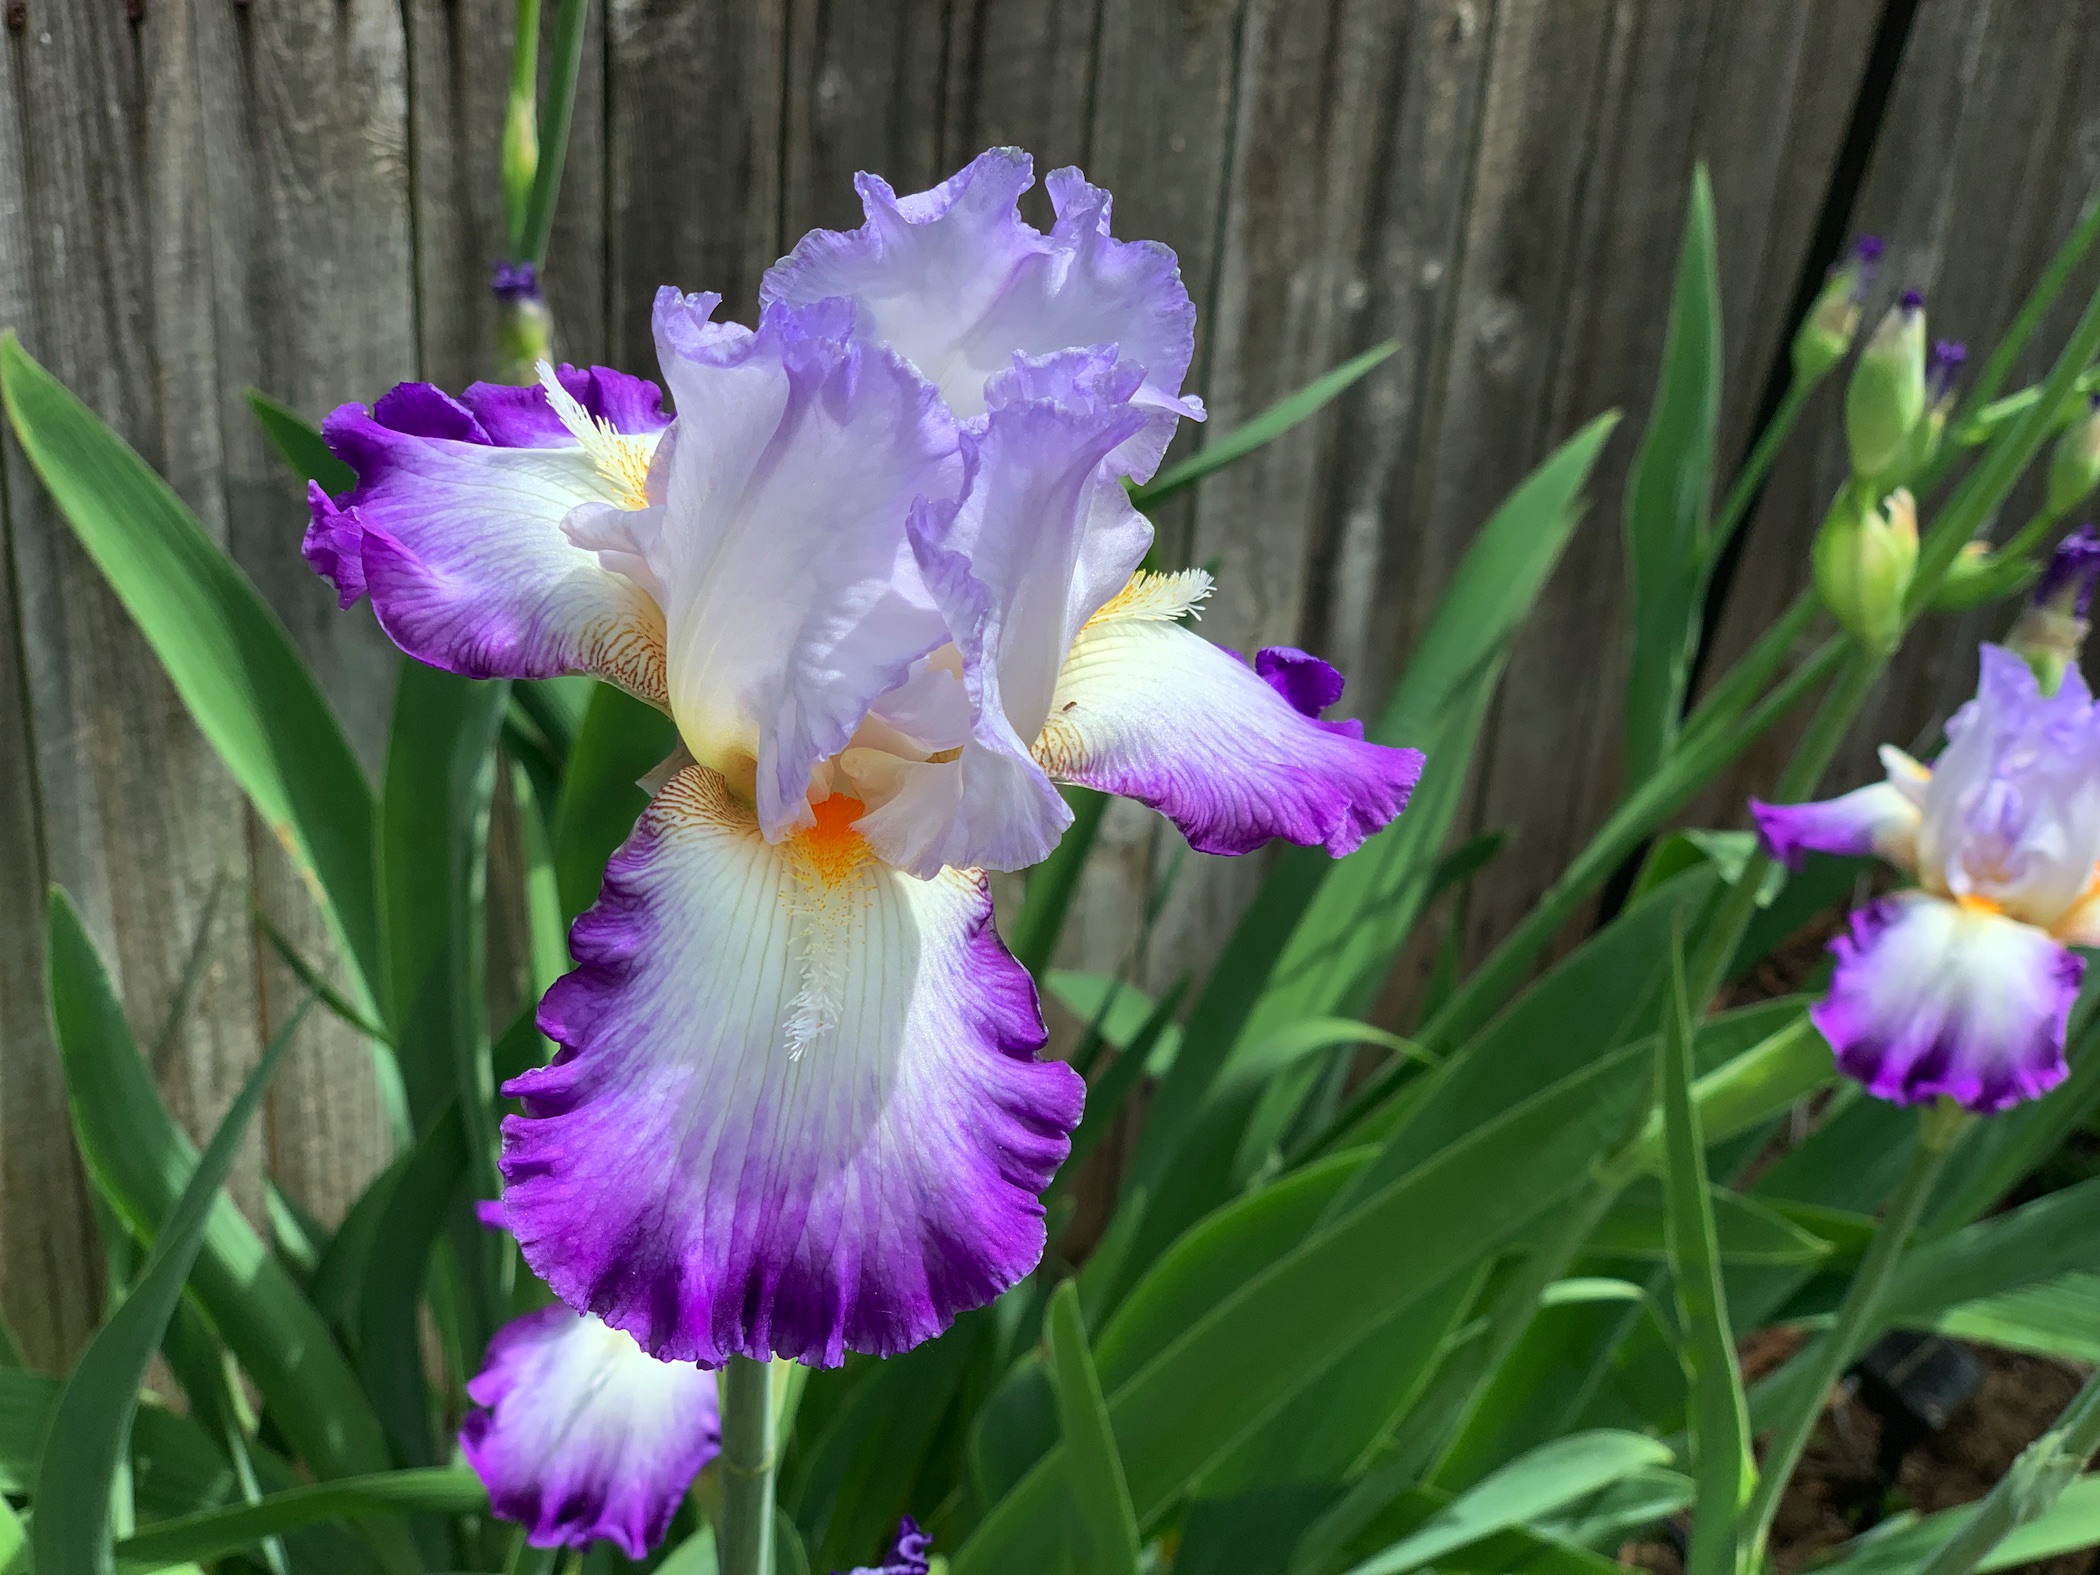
[
  {"x1": 2045, "y1": 393, "x2": 2100, "y2": 516},
  {"x1": 1814, "y1": 486, "x2": 1917, "y2": 653},
  {"x1": 1928, "y1": 539, "x2": 2039, "y2": 611},
  {"x1": 1791, "y1": 236, "x2": 1880, "y2": 383},
  {"x1": 1845, "y1": 291, "x2": 1927, "y2": 485},
  {"x1": 492, "y1": 262, "x2": 555, "y2": 386}
]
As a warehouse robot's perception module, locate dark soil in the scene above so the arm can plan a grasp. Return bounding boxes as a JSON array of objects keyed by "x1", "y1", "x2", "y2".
[{"x1": 1621, "y1": 1344, "x2": 2095, "y2": 1574}]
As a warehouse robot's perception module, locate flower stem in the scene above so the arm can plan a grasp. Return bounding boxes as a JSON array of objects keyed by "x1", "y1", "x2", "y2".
[
  {"x1": 1913, "y1": 1364, "x2": 2100, "y2": 1575},
  {"x1": 1740, "y1": 1102, "x2": 1970, "y2": 1569},
  {"x1": 719, "y1": 1356, "x2": 778, "y2": 1575},
  {"x1": 1712, "y1": 377, "x2": 1817, "y2": 560}
]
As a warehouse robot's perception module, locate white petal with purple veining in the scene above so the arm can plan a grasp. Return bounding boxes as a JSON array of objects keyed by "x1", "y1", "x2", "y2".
[
  {"x1": 306, "y1": 368, "x2": 673, "y2": 699},
  {"x1": 500, "y1": 767, "x2": 1081, "y2": 1368},
  {"x1": 1030, "y1": 573, "x2": 1424, "y2": 858}
]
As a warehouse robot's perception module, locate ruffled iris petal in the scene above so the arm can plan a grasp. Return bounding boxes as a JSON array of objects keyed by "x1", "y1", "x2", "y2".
[
  {"x1": 1918, "y1": 644, "x2": 2100, "y2": 925},
  {"x1": 1816, "y1": 891, "x2": 2081, "y2": 1114},
  {"x1": 460, "y1": 1304, "x2": 719, "y2": 1557},
  {"x1": 306, "y1": 367, "x2": 671, "y2": 699},
  {"x1": 1034, "y1": 578, "x2": 1423, "y2": 858},
  {"x1": 857, "y1": 350, "x2": 1151, "y2": 877},
  {"x1": 500, "y1": 767, "x2": 1082, "y2": 1367},
  {"x1": 761, "y1": 147, "x2": 1202, "y2": 479},
  {"x1": 592, "y1": 291, "x2": 962, "y2": 841}
]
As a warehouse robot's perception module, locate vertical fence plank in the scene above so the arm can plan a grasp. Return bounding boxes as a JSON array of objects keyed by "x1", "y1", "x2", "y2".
[
  {"x1": 782, "y1": 0, "x2": 948, "y2": 240},
  {"x1": 608, "y1": 0, "x2": 788, "y2": 359},
  {"x1": 192, "y1": 0, "x2": 415, "y2": 1234},
  {"x1": 0, "y1": 0, "x2": 265, "y2": 1366}
]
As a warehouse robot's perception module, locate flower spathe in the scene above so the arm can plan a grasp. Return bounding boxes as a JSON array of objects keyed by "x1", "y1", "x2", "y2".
[
  {"x1": 460, "y1": 1303, "x2": 720, "y2": 1556},
  {"x1": 306, "y1": 148, "x2": 1422, "y2": 1365},
  {"x1": 1753, "y1": 644, "x2": 2100, "y2": 1112}
]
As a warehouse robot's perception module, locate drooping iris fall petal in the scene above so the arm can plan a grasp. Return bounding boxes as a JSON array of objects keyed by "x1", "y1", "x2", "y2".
[
  {"x1": 501, "y1": 770, "x2": 1082, "y2": 1367},
  {"x1": 461, "y1": 1303, "x2": 720, "y2": 1557},
  {"x1": 1817, "y1": 892, "x2": 2081, "y2": 1113}
]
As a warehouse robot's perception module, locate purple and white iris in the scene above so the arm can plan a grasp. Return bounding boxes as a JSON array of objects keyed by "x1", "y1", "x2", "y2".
[
  {"x1": 307, "y1": 148, "x2": 1422, "y2": 1373},
  {"x1": 1753, "y1": 644, "x2": 2100, "y2": 1112},
  {"x1": 461, "y1": 1303, "x2": 720, "y2": 1555}
]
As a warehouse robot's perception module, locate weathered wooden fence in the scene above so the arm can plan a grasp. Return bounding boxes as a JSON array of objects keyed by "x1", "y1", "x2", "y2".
[{"x1": 2, "y1": 0, "x2": 2095, "y2": 1368}]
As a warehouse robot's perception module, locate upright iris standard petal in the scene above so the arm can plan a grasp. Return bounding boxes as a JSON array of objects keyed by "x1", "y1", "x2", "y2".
[
  {"x1": 1031, "y1": 571, "x2": 1424, "y2": 857},
  {"x1": 762, "y1": 147, "x2": 1203, "y2": 478},
  {"x1": 566, "y1": 292, "x2": 963, "y2": 841},
  {"x1": 1817, "y1": 892, "x2": 2081, "y2": 1113},
  {"x1": 1916, "y1": 646, "x2": 2100, "y2": 923},
  {"x1": 1751, "y1": 744, "x2": 1930, "y2": 873},
  {"x1": 501, "y1": 769, "x2": 1083, "y2": 1367},
  {"x1": 460, "y1": 1303, "x2": 720, "y2": 1557},
  {"x1": 306, "y1": 364, "x2": 674, "y2": 700},
  {"x1": 854, "y1": 350, "x2": 1150, "y2": 876}
]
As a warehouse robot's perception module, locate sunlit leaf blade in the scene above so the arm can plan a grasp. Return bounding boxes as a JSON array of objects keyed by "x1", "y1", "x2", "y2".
[
  {"x1": 1124, "y1": 413, "x2": 1619, "y2": 1266},
  {"x1": 44, "y1": 890, "x2": 397, "y2": 1490},
  {"x1": 0, "y1": 334, "x2": 382, "y2": 1004},
  {"x1": 34, "y1": 894, "x2": 307, "y2": 1575},
  {"x1": 553, "y1": 681, "x2": 679, "y2": 924},
  {"x1": 1045, "y1": 1280, "x2": 1143, "y2": 1575},
  {"x1": 1338, "y1": 1432, "x2": 1676, "y2": 1575},
  {"x1": 1129, "y1": 341, "x2": 1397, "y2": 509},
  {"x1": 111, "y1": 1468, "x2": 486, "y2": 1565},
  {"x1": 1659, "y1": 930, "x2": 1754, "y2": 1575},
  {"x1": 244, "y1": 387, "x2": 354, "y2": 494},
  {"x1": 952, "y1": 1041, "x2": 1651, "y2": 1573},
  {"x1": 1622, "y1": 166, "x2": 1721, "y2": 785}
]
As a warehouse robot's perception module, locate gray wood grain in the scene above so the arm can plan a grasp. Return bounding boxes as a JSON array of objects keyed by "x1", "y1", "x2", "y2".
[{"x1": 1, "y1": 0, "x2": 265, "y2": 1367}]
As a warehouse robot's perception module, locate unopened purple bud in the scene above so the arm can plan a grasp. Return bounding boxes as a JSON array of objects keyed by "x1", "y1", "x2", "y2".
[
  {"x1": 1927, "y1": 339, "x2": 1967, "y2": 405},
  {"x1": 490, "y1": 260, "x2": 543, "y2": 305},
  {"x1": 2035, "y1": 525, "x2": 2100, "y2": 618},
  {"x1": 1899, "y1": 287, "x2": 1925, "y2": 313},
  {"x1": 1843, "y1": 236, "x2": 1884, "y2": 300}
]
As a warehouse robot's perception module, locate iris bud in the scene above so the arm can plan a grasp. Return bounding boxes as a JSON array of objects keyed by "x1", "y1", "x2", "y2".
[
  {"x1": 2009, "y1": 525, "x2": 2100, "y2": 694},
  {"x1": 1814, "y1": 486, "x2": 1917, "y2": 653},
  {"x1": 1792, "y1": 236, "x2": 1881, "y2": 382},
  {"x1": 1928, "y1": 540, "x2": 2036, "y2": 611},
  {"x1": 1845, "y1": 290, "x2": 1928, "y2": 485},
  {"x1": 2045, "y1": 393, "x2": 2100, "y2": 516},
  {"x1": 492, "y1": 261, "x2": 554, "y2": 386}
]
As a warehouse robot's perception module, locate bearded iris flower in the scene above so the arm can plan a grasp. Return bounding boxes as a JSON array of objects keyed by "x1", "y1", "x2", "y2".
[
  {"x1": 307, "y1": 147, "x2": 1422, "y2": 1370},
  {"x1": 1753, "y1": 642, "x2": 2100, "y2": 1112}
]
